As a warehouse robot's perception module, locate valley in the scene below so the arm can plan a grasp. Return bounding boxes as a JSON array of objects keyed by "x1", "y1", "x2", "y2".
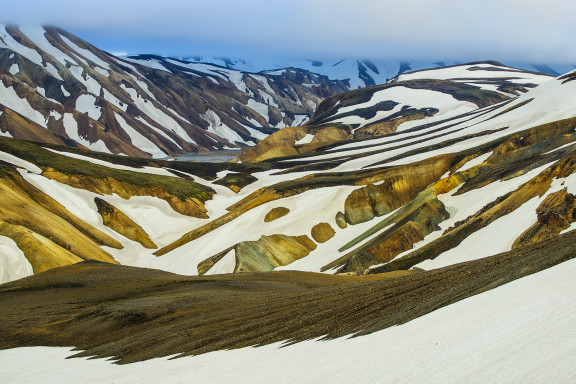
[{"x1": 1, "y1": 23, "x2": 575, "y2": 383}]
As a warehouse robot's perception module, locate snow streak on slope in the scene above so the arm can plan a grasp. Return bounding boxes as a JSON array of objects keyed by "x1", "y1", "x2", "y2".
[
  {"x1": 0, "y1": 25, "x2": 349, "y2": 157},
  {"x1": 2, "y1": 257, "x2": 575, "y2": 383}
]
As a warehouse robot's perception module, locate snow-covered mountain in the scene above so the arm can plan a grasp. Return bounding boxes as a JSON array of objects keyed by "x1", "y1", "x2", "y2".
[
  {"x1": 2, "y1": 27, "x2": 576, "y2": 382},
  {"x1": 180, "y1": 55, "x2": 575, "y2": 89},
  {"x1": 0, "y1": 25, "x2": 348, "y2": 157},
  {"x1": 0, "y1": 64, "x2": 574, "y2": 279},
  {"x1": 238, "y1": 62, "x2": 552, "y2": 162}
]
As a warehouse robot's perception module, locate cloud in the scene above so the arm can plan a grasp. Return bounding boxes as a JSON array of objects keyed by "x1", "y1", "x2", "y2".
[{"x1": 2, "y1": 0, "x2": 576, "y2": 62}]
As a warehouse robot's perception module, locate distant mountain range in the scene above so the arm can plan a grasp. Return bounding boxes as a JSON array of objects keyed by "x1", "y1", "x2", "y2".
[
  {"x1": 1, "y1": 24, "x2": 574, "y2": 159},
  {"x1": 0, "y1": 25, "x2": 348, "y2": 157}
]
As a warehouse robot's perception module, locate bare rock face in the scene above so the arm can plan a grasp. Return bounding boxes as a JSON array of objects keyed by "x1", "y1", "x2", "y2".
[
  {"x1": 339, "y1": 198, "x2": 449, "y2": 273},
  {"x1": 0, "y1": 221, "x2": 84, "y2": 274},
  {"x1": 94, "y1": 197, "x2": 157, "y2": 249},
  {"x1": 237, "y1": 126, "x2": 308, "y2": 162},
  {"x1": 343, "y1": 158, "x2": 452, "y2": 225},
  {"x1": 264, "y1": 207, "x2": 290, "y2": 222},
  {"x1": 237, "y1": 125, "x2": 351, "y2": 163},
  {"x1": 513, "y1": 189, "x2": 576, "y2": 249},
  {"x1": 234, "y1": 234, "x2": 317, "y2": 272},
  {"x1": 311, "y1": 223, "x2": 336, "y2": 243}
]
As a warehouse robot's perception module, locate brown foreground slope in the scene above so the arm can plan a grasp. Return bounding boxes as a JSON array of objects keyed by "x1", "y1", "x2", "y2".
[{"x1": 1, "y1": 230, "x2": 575, "y2": 364}]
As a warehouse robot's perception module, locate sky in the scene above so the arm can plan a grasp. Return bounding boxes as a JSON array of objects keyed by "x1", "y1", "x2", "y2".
[{"x1": 1, "y1": 0, "x2": 576, "y2": 63}]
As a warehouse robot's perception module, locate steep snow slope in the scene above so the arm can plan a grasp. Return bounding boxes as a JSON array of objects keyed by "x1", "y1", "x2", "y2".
[{"x1": 0, "y1": 25, "x2": 348, "y2": 157}]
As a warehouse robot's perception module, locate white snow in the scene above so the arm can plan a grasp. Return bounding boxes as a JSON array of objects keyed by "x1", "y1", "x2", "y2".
[
  {"x1": 0, "y1": 25, "x2": 43, "y2": 66},
  {"x1": 0, "y1": 151, "x2": 42, "y2": 174},
  {"x1": 103, "y1": 89, "x2": 127, "y2": 112},
  {"x1": 247, "y1": 99, "x2": 269, "y2": 121},
  {"x1": 328, "y1": 86, "x2": 477, "y2": 130},
  {"x1": 393, "y1": 63, "x2": 553, "y2": 88},
  {"x1": 120, "y1": 84, "x2": 196, "y2": 144},
  {"x1": 417, "y1": 196, "x2": 541, "y2": 270},
  {"x1": 124, "y1": 58, "x2": 171, "y2": 73},
  {"x1": 293, "y1": 114, "x2": 309, "y2": 126},
  {"x1": 62, "y1": 113, "x2": 111, "y2": 153},
  {"x1": 60, "y1": 85, "x2": 70, "y2": 97},
  {"x1": 0, "y1": 82, "x2": 47, "y2": 127},
  {"x1": 158, "y1": 185, "x2": 357, "y2": 276},
  {"x1": 455, "y1": 151, "x2": 492, "y2": 172},
  {"x1": 94, "y1": 67, "x2": 109, "y2": 77},
  {"x1": 2, "y1": 257, "x2": 575, "y2": 383},
  {"x1": 75, "y1": 94, "x2": 101, "y2": 120},
  {"x1": 135, "y1": 117, "x2": 182, "y2": 148},
  {"x1": 8, "y1": 63, "x2": 18, "y2": 75},
  {"x1": 295, "y1": 134, "x2": 314, "y2": 145},
  {"x1": 201, "y1": 109, "x2": 246, "y2": 144},
  {"x1": 58, "y1": 36, "x2": 110, "y2": 70},
  {"x1": 69, "y1": 66, "x2": 101, "y2": 95},
  {"x1": 204, "y1": 249, "x2": 236, "y2": 275},
  {"x1": 0, "y1": 235, "x2": 33, "y2": 284},
  {"x1": 115, "y1": 114, "x2": 165, "y2": 158}
]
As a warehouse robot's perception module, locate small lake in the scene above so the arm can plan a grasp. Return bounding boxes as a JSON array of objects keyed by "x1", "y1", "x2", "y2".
[{"x1": 161, "y1": 149, "x2": 245, "y2": 163}]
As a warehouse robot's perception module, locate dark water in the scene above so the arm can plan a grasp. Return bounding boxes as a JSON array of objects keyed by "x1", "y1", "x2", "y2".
[{"x1": 161, "y1": 149, "x2": 245, "y2": 163}]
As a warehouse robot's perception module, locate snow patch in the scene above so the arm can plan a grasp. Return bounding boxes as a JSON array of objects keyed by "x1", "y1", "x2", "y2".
[
  {"x1": 75, "y1": 94, "x2": 101, "y2": 120},
  {"x1": 0, "y1": 235, "x2": 33, "y2": 284}
]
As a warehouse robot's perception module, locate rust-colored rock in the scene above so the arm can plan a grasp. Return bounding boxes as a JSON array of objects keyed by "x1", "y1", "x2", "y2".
[
  {"x1": 311, "y1": 223, "x2": 336, "y2": 243},
  {"x1": 264, "y1": 207, "x2": 290, "y2": 222}
]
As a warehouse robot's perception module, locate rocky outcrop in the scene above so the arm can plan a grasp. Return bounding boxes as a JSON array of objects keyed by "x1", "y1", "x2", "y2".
[
  {"x1": 264, "y1": 207, "x2": 290, "y2": 222},
  {"x1": 0, "y1": 221, "x2": 85, "y2": 273},
  {"x1": 0, "y1": 169, "x2": 119, "y2": 266},
  {"x1": 513, "y1": 189, "x2": 576, "y2": 249},
  {"x1": 343, "y1": 157, "x2": 452, "y2": 225},
  {"x1": 311, "y1": 223, "x2": 336, "y2": 243},
  {"x1": 335, "y1": 198, "x2": 449, "y2": 273},
  {"x1": 335, "y1": 212, "x2": 347, "y2": 229},
  {"x1": 94, "y1": 197, "x2": 156, "y2": 249},
  {"x1": 43, "y1": 168, "x2": 210, "y2": 218},
  {"x1": 237, "y1": 125, "x2": 351, "y2": 163},
  {"x1": 234, "y1": 234, "x2": 317, "y2": 272}
]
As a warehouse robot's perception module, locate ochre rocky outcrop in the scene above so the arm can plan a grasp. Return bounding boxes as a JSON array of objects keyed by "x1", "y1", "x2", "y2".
[
  {"x1": 95, "y1": 197, "x2": 157, "y2": 249},
  {"x1": 311, "y1": 223, "x2": 336, "y2": 243},
  {"x1": 42, "y1": 168, "x2": 210, "y2": 218},
  {"x1": 234, "y1": 234, "x2": 317, "y2": 272},
  {"x1": 237, "y1": 125, "x2": 350, "y2": 163},
  {"x1": 343, "y1": 156, "x2": 452, "y2": 225},
  {"x1": 513, "y1": 189, "x2": 576, "y2": 249},
  {"x1": 0, "y1": 221, "x2": 85, "y2": 273},
  {"x1": 336, "y1": 198, "x2": 449, "y2": 273},
  {"x1": 0, "y1": 169, "x2": 119, "y2": 267},
  {"x1": 373, "y1": 151, "x2": 576, "y2": 273},
  {"x1": 264, "y1": 207, "x2": 290, "y2": 222}
]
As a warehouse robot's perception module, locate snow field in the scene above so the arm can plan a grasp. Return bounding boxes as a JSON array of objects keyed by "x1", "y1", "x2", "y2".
[
  {"x1": 0, "y1": 235, "x2": 33, "y2": 284},
  {"x1": 2, "y1": 256, "x2": 575, "y2": 383}
]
